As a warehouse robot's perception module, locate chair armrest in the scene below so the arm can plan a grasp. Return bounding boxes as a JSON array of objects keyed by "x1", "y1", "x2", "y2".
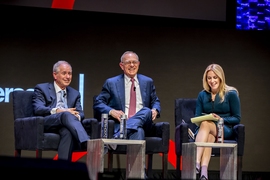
[
  {"x1": 233, "y1": 123, "x2": 245, "y2": 156},
  {"x1": 146, "y1": 122, "x2": 170, "y2": 147},
  {"x1": 175, "y1": 123, "x2": 190, "y2": 156},
  {"x1": 14, "y1": 116, "x2": 44, "y2": 149},
  {"x1": 81, "y1": 118, "x2": 99, "y2": 139},
  {"x1": 108, "y1": 120, "x2": 115, "y2": 138}
]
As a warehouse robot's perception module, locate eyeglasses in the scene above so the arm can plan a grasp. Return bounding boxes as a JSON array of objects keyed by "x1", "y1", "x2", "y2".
[{"x1": 122, "y1": 60, "x2": 139, "y2": 65}]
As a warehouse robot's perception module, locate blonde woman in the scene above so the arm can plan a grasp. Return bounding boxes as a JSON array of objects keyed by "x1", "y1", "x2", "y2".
[{"x1": 194, "y1": 64, "x2": 241, "y2": 180}]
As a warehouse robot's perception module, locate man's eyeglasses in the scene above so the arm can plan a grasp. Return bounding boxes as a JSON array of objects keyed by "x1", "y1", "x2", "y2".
[{"x1": 122, "y1": 60, "x2": 139, "y2": 65}]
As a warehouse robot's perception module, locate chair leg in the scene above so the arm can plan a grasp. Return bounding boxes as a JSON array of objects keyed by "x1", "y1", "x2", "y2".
[
  {"x1": 108, "y1": 152, "x2": 113, "y2": 171},
  {"x1": 176, "y1": 155, "x2": 181, "y2": 178},
  {"x1": 15, "y1": 149, "x2": 21, "y2": 157},
  {"x1": 36, "y1": 149, "x2": 42, "y2": 158},
  {"x1": 237, "y1": 156, "x2": 243, "y2": 180},
  {"x1": 116, "y1": 154, "x2": 121, "y2": 170},
  {"x1": 146, "y1": 154, "x2": 153, "y2": 178},
  {"x1": 162, "y1": 153, "x2": 168, "y2": 179}
]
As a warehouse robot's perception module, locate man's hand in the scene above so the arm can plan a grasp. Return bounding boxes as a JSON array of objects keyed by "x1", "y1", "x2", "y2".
[
  {"x1": 57, "y1": 108, "x2": 80, "y2": 120},
  {"x1": 151, "y1": 109, "x2": 158, "y2": 120},
  {"x1": 67, "y1": 107, "x2": 79, "y2": 115},
  {"x1": 109, "y1": 109, "x2": 125, "y2": 122}
]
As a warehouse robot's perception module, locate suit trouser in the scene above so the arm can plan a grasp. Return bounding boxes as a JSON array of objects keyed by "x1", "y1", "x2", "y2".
[
  {"x1": 44, "y1": 112, "x2": 89, "y2": 160},
  {"x1": 125, "y1": 107, "x2": 153, "y2": 140}
]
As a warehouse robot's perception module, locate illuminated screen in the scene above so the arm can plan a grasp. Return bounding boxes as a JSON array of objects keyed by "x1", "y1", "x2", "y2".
[
  {"x1": 0, "y1": 0, "x2": 227, "y2": 22},
  {"x1": 236, "y1": 0, "x2": 270, "y2": 30}
]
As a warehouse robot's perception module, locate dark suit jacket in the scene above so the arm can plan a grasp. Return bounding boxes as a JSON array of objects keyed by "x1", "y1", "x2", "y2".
[
  {"x1": 93, "y1": 74, "x2": 161, "y2": 122},
  {"x1": 32, "y1": 82, "x2": 84, "y2": 120}
]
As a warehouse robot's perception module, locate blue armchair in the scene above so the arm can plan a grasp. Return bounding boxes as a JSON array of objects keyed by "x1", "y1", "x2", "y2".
[
  {"x1": 93, "y1": 96, "x2": 170, "y2": 179},
  {"x1": 12, "y1": 90, "x2": 99, "y2": 159},
  {"x1": 174, "y1": 98, "x2": 245, "y2": 180}
]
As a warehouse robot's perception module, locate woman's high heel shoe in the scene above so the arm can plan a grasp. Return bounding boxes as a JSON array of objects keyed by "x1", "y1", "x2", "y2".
[
  {"x1": 199, "y1": 175, "x2": 208, "y2": 180},
  {"x1": 196, "y1": 167, "x2": 200, "y2": 174}
]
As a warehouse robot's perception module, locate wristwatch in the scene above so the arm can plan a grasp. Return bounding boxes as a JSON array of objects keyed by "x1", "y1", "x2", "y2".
[{"x1": 50, "y1": 108, "x2": 58, "y2": 114}]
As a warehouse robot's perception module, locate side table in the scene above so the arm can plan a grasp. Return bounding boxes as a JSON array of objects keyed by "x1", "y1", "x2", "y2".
[
  {"x1": 182, "y1": 142, "x2": 237, "y2": 180},
  {"x1": 86, "y1": 139, "x2": 145, "y2": 180}
]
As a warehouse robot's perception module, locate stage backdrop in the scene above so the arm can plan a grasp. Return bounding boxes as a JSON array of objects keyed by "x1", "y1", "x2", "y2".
[{"x1": 0, "y1": 4, "x2": 270, "y2": 172}]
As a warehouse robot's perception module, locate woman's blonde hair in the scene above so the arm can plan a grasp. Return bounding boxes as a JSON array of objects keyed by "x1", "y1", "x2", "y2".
[{"x1": 202, "y1": 64, "x2": 238, "y2": 102}]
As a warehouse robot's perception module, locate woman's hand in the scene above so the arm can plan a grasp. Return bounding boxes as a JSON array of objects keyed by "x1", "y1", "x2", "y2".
[{"x1": 212, "y1": 113, "x2": 221, "y2": 119}]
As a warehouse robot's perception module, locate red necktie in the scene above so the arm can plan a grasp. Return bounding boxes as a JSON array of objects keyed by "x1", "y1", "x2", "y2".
[{"x1": 128, "y1": 78, "x2": 136, "y2": 118}]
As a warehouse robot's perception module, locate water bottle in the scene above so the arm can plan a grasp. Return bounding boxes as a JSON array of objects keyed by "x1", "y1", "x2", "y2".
[
  {"x1": 217, "y1": 118, "x2": 224, "y2": 143},
  {"x1": 101, "y1": 113, "x2": 109, "y2": 139},
  {"x1": 119, "y1": 114, "x2": 127, "y2": 139}
]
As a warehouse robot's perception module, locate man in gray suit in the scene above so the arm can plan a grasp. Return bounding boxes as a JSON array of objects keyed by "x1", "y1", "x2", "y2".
[
  {"x1": 94, "y1": 51, "x2": 161, "y2": 140},
  {"x1": 32, "y1": 60, "x2": 89, "y2": 161}
]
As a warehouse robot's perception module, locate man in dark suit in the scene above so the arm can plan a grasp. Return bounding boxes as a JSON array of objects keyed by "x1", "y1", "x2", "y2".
[
  {"x1": 32, "y1": 60, "x2": 89, "y2": 161},
  {"x1": 94, "y1": 51, "x2": 161, "y2": 140}
]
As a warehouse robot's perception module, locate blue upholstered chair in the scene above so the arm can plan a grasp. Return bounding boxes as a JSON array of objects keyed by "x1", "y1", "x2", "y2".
[
  {"x1": 174, "y1": 98, "x2": 245, "y2": 180},
  {"x1": 93, "y1": 96, "x2": 170, "y2": 179},
  {"x1": 12, "y1": 90, "x2": 99, "y2": 159}
]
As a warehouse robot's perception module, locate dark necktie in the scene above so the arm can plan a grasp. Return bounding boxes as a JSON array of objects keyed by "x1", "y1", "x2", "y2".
[{"x1": 128, "y1": 78, "x2": 136, "y2": 118}]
